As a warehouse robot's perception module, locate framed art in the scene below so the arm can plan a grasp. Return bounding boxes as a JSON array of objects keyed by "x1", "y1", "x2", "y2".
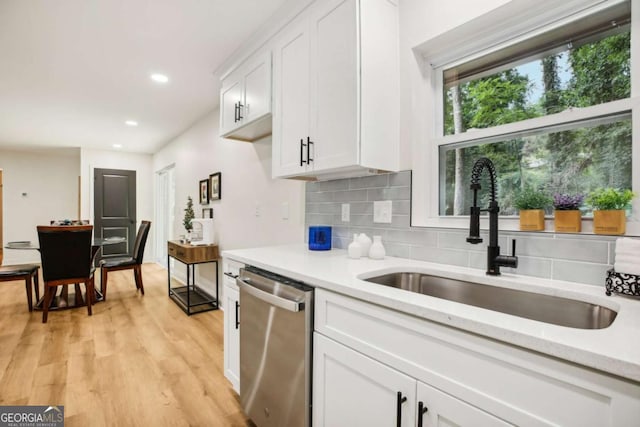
[
  {"x1": 202, "y1": 208, "x2": 213, "y2": 218},
  {"x1": 209, "y1": 172, "x2": 221, "y2": 201},
  {"x1": 199, "y1": 179, "x2": 209, "y2": 204}
]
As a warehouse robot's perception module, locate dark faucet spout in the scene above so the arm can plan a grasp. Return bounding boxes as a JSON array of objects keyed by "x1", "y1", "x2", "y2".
[{"x1": 466, "y1": 158, "x2": 518, "y2": 275}]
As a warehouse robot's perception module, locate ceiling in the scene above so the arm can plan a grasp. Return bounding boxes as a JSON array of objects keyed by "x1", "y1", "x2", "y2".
[{"x1": 0, "y1": 0, "x2": 289, "y2": 154}]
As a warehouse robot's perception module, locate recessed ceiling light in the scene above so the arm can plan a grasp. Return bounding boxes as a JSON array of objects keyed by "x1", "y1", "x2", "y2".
[
  {"x1": 125, "y1": 120, "x2": 138, "y2": 127},
  {"x1": 150, "y1": 73, "x2": 169, "y2": 84},
  {"x1": 113, "y1": 144, "x2": 122, "y2": 149}
]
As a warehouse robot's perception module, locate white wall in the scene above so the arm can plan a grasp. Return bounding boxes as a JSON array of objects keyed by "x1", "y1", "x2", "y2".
[
  {"x1": 153, "y1": 108, "x2": 305, "y2": 294},
  {"x1": 0, "y1": 148, "x2": 80, "y2": 264},
  {"x1": 80, "y1": 148, "x2": 154, "y2": 260}
]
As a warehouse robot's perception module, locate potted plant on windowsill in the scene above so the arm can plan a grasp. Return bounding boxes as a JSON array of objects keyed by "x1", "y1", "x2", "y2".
[
  {"x1": 553, "y1": 193, "x2": 584, "y2": 233},
  {"x1": 514, "y1": 188, "x2": 552, "y2": 231},
  {"x1": 586, "y1": 188, "x2": 636, "y2": 235}
]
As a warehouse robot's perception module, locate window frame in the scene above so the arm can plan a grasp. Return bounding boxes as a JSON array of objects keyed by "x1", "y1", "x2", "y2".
[{"x1": 410, "y1": 0, "x2": 640, "y2": 236}]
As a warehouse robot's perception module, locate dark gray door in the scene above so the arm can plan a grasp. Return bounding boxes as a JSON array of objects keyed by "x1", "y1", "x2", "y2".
[{"x1": 94, "y1": 168, "x2": 136, "y2": 262}]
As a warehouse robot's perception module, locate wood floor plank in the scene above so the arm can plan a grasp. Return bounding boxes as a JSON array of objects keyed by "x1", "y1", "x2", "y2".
[{"x1": 0, "y1": 263, "x2": 248, "y2": 426}]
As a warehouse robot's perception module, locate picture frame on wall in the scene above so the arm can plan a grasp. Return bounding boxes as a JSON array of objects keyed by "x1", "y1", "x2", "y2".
[
  {"x1": 202, "y1": 208, "x2": 213, "y2": 218},
  {"x1": 199, "y1": 179, "x2": 209, "y2": 205},
  {"x1": 209, "y1": 172, "x2": 221, "y2": 201}
]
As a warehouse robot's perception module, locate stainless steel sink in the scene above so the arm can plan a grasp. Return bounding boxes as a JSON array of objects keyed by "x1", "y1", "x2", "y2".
[{"x1": 364, "y1": 272, "x2": 617, "y2": 329}]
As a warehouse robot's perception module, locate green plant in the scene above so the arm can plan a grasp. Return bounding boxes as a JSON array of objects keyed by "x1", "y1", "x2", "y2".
[
  {"x1": 183, "y1": 196, "x2": 195, "y2": 231},
  {"x1": 586, "y1": 188, "x2": 636, "y2": 210},
  {"x1": 514, "y1": 188, "x2": 552, "y2": 211}
]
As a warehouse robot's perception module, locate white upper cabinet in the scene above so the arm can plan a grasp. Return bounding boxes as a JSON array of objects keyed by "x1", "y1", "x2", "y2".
[
  {"x1": 219, "y1": 51, "x2": 272, "y2": 142},
  {"x1": 272, "y1": 0, "x2": 399, "y2": 179}
]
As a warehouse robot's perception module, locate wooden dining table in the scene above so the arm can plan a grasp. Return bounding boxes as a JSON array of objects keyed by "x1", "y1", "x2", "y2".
[{"x1": 4, "y1": 237, "x2": 126, "y2": 311}]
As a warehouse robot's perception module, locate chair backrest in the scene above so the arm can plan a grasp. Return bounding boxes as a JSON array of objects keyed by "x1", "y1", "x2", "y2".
[
  {"x1": 132, "y1": 221, "x2": 151, "y2": 264},
  {"x1": 37, "y1": 225, "x2": 93, "y2": 281}
]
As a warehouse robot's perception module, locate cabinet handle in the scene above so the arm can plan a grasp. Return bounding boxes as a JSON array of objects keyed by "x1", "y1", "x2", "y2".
[
  {"x1": 237, "y1": 102, "x2": 244, "y2": 120},
  {"x1": 234, "y1": 102, "x2": 239, "y2": 123},
  {"x1": 235, "y1": 301, "x2": 240, "y2": 329},
  {"x1": 307, "y1": 137, "x2": 313, "y2": 163},
  {"x1": 417, "y1": 401, "x2": 428, "y2": 427},
  {"x1": 396, "y1": 391, "x2": 407, "y2": 427},
  {"x1": 300, "y1": 138, "x2": 308, "y2": 166}
]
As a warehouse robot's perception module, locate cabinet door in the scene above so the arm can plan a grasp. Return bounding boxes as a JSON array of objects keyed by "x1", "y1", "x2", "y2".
[
  {"x1": 313, "y1": 333, "x2": 416, "y2": 427},
  {"x1": 223, "y1": 282, "x2": 240, "y2": 393},
  {"x1": 309, "y1": 0, "x2": 358, "y2": 172},
  {"x1": 417, "y1": 381, "x2": 513, "y2": 427},
  {"x1": 220, "y1": 78, "x2": 243, "y2": 136},
  {"x1": 272, "y1": 17, "x2": 311, "y2": 177},
  {"x1": 243, "y1": 52, "x2": 271, "y2": 124}
]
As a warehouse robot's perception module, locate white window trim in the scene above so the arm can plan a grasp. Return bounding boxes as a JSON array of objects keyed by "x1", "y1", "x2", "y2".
[{"x1": 410, "y1": 0, "x2": 640, "y2": 236}]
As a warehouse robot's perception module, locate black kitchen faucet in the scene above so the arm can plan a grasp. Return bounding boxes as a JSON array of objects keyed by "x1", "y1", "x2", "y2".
[{"x1": 466, "y1": 157, "x2": 518, "y2": 275}]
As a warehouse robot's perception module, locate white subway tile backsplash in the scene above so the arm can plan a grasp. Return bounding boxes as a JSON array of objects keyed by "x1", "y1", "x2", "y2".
[
  {"x1": 334, "y1": 189, "x2": 368, "y2": 202},
  {"x1": 349, "y1": 174, "x2": 389, "y2": 189},
  {"x1": 517, "y1": 237, "x2": 609, "y2": 263},
  {"x1": 411, "y1": 246, "x2": 469, "y2": 267},
  {"x1": 552, "y1": 260, "x2": 611, "y2": 286},
  {"x1": 305, "y1": 170, "x2": 622, "y2": 286}
]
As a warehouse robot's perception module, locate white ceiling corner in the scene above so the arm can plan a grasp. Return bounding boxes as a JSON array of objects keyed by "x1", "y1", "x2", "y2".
[{"x1": 0, "y1": 0, "x2": 289, "y2": 154}]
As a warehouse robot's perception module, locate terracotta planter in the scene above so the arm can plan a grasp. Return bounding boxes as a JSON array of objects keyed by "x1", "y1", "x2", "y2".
[
  {"x1": 593, "y1": 210, "x2": 626, "y2": 235},
  {"x1": 554, "y1": 210, "x2": 581, "y2": 233},
  {"x1": 519, "y1": 209, "x2": 545, "y2": 231}
]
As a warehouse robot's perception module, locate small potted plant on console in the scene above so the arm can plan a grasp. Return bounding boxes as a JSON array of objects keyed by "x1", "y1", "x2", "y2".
[
  {"x1": 587, "y1": 188, "x2": 636, "y2": 235},
  {"x1": 553, "y1": 193, "x2": 584, "y2": 233},
  {"x1": 514, "y1": 187, "x2": 552, "y2": 231}
]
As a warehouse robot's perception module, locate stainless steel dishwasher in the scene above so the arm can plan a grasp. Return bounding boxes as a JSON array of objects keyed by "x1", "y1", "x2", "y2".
[{"x1": 237, "y1": 266, "x2": 313, "y2": 427}]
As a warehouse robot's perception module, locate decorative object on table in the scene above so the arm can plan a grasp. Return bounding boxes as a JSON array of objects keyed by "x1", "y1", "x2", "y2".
[
  {"x1": 347, "y1": 234, "x2": 362, "y2": 259},
  {"x1": 605, "y1": 269, "x2": 640, "y2": 297},
  {"x1": 368, "y1": 235, "x2": 386, "y2": 259},
  {"x1": 553, "y1": 193, "x2": 584, "y2": 233},
  {"x1": 50, "y1": 219, "x2": 90, "y2": 226},
  {"x1": 613, "y1": 237, "x2": 640, "y2": 276},
  {"x1": 308, "y1": 225, "x2": 331, "y2": 250},
  {"x1": 100, "y1": 221, "x2": 151, "y2": 301},
  {"x1": 357, "y1": 233, "x2": 373, "y2": 256},
  {"x1": 202, "y1": 207, "x2": 213, "y2": 218},
  {"x1": 514, "y1": 187, "x2": 552, "y2": 231},
  {"x1": 183, "y1": 196, "x2": 195, "y2": 242},
  {"x1": 209, "y1": 172, "x2": 222, "y2": 201},
  {"x1": 199, "y1": 179, "x2": 210, "y2": 204},
  {"x1": 587, "y1": 188, "x2": 636, "y2": 235},
  {"x1": 191, "y1": 218, "x2": 215, "y2": 245}
]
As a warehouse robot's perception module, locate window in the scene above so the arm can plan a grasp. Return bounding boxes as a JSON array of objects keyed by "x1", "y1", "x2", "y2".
[
  {"x1": 439, "y1": 1, "x2": 632, "y2": 217},
  {"x1": 410, "y1": 0, "x2": 639, "y2": 234}
]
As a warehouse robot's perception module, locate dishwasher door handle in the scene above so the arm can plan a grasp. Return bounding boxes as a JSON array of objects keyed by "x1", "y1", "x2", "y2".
[{"x1": 237, "y1": 278, "x2": 303, "y2": 312}]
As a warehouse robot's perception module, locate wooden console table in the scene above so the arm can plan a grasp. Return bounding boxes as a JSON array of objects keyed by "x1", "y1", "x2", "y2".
[{"x1": 167, "y1": 240, "x2": 219, "y2": 315}]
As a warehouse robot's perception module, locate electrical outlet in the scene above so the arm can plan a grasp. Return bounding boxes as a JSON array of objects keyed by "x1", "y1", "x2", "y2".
[
  {"x1": 255, "y1": 202, "x2": 261, "y2": 217},
  {"x1": 341, "y1": 203, "x2": 350, "y2": 222},
  {"x1": 373, "y1": 200, "x2": 392, "y2": 223}
]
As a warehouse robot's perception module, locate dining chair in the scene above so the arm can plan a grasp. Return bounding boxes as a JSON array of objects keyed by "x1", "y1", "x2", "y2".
[
  {"x1": 100, "y1": 221, "x2": 151, "y2": 300},
  {"x1": 37, "y1": 225, "x2": 95, "y2": 323},
  {"x1": 0, "y1": 264, "x2": 40, "y2": 311}
]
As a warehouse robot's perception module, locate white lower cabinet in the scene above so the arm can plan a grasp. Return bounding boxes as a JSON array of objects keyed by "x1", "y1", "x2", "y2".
[
  {"x1": 417, "y1": 381, "x2": 511, "y2": 427},
  {"x1": 222, "y1": 260, "x2": 242, "y2": 393},
  {"x1": 314, "y1": 333, "x2": 509, "y2": 427},
  {"x1": 314, "y1": 333, "x2": 416, "y2": 427},
  {"x1": 313, "y1": 289, "x2": 640, "y2": 426}
]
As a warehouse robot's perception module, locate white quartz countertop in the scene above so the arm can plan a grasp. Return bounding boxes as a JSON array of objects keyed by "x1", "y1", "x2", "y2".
[{"x1": 223, "y1": 244, "x2": 640, "y2": 383}]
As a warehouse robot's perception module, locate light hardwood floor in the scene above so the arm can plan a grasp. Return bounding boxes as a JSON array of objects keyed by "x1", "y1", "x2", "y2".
[{"x1": 0, "y1": 263, "x2": 249, "y2": 427}]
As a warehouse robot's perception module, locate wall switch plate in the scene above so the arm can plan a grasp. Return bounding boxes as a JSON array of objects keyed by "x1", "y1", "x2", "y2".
[
  {"x1": 341, "y1": 203, "x2": 350, "y2": 222},
  {"x1": 282, "y1": 202, "x2": 289, "y2": 220},
  {"x1": 373, "y1": 200, "x2": 392, "y2": 223}
]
